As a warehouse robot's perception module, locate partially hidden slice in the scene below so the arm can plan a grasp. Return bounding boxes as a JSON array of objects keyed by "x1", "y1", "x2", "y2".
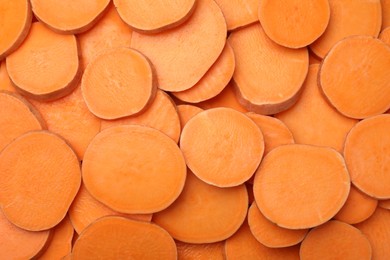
[
  {"x1": 0, "y1": 209, "x2": 50, "y2": 259},
  {"x1": 180, "y1": 107, "x2": 264, "y2": 187},
  {"x1": 131, "y1": 0, "x2": 226, "y2": 92},
  {"x1": 253, "y1": 144, "x2": 350, "y2": 229},
  {"x1": 6, "y1": 22, "x2": 79, "y2": 101},
  {"x1": 258, "y1": 0, "x2": 330, "y2": 48},
  {"x1": 0, "y1": 0, "x2": 32, "y2": 60},
  {"x1": 380, "y1": 26, "x2": 390, "y2": 45},
  {"x1": 310, "y1": 0, "x2": 382, "y2": 58},
  {"x1": 276, "y1": 64, "x2": 358, "y2": 152},
  {"x1": 248, "y1": 202, "x2": 308, "y2": 248},
  {"x1": 82, "y1": 125, "x2": 186, "y2": 214},
  {"x1": 0, "y1": 62, "x2": 16, "y2": 92},
  {"x1": 0, "y1": 91, "x2": 45, "y2": 152},
  {"x1": 225, "y1": 220, "x2": 300, "y2": 260},
  {"x1": 172, "y1": 43, "x2": 235, "y2": 103},
  {"x1": 344, "y1": 114, "x2": 390, "y2": 199},
  {"x1": 176, "y1": 241, "x2": 224, "y2": 260},
  {"x1": 153, "y1": 170, "x2": 248, "y2": 243},
  {"x1": 214, "y1": 0, "x2": 259, "y2": 30},
  {"x1": 177, "y1": 105, "x2": 203, "y2": 129},
  {"x1": 82, "y1": 47, "x2": 156, "y2": 120},
  {"x1": 30, "y1": 0, "x2": 110, "y2": 34},
  {"x1": 300, "y1": 220, "x2": 372, "y2": 260},
  {"x1": 334, "y1": 186, "x2": 378, "y2": 224},
  {"x1": 114, "y1": 0, "x2": 196, "y2": 33},
  {"x1": 320, "y1": 36, "x2": 390, "y2": 119},
  {"x1": 69, "y1": 184, "x2": 152, "y2": 234},
  {"x1": 38, "y1": 216, "x2": 74, "y2": 260},
  {"x1": 228, "y1": 23, "x2": 308, "y2": 115},
  {"x1": 0, "y1": 131, "x2": 81, "y2": 231},
  {"x1": 100, "y1": 90, "x2": 181, "y2": 143},
  {"x1": 72, "y1": 217, "x2": 176, "y2": 260}
]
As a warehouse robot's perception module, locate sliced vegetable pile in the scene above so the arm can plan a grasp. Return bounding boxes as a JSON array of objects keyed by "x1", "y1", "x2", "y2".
[{"x1": 0, "y1": 0, "x2": 389, "y2": 259}]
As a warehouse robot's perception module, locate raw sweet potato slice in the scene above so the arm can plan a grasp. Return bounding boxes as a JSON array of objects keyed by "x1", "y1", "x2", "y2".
[
  {"x1": 38, "y1": 216, "x2": 74, "y2": 260},
  {"x1": 379, "y1": 199, "x2": 390, "y2": 209},
  {"x1": 246, "y1": 113, "x2": 294, "y2": 156},
  {"x1": 78, "y1": 3, "x2": 133, "y2": 70},
  {"x1": 153, "y1": 170, "x2": 248, "y2": 243},
  {"x1": 0, "y1": 0, "x2": 32, "y2": 60},
  {"x1": 69, "y1": 184, "x2": 152, "y2": 234},
  {"x1": 197, "y1": 83, "x2": 248, "y2": 113},
  {"x1": 310, "y1": 0, "x2": 382, "y2": 58},
  {"x1": 173, "y1": 43, "x2": 235, "y2": 103},
  {"x1": 30, "y1": 0, "x2": 110, "y2": 34},
  {"x1": 177, "y1": 105, "x2": 203, "y2": 129},
  {"x1": 225, "y1": 220, "x2": 300, "y2": 260},
  {"x1": 82, "y1": 125, "x2": 186, "y2": 214},
  {"x1": 0, "y1": 91, "x2": 45, "y2": 152},
  {"x1": 72, "y1": 216, "x2": 177, "y2": 260},
  {"x1": 114, "y1": 0, "x2": 196, "y2": 33},
  {"x1": 0, "y1": 131, "x2": 81, "y2": 231},
  {"x1": 6, "y1": 22, "x2": 80, "y2": 101},
  {"x1": 300, "y1": 220, "x2": 372, "y2": 260},
  {"x1": 383, "y1": 0, "x2": 390, "y2": 29},
  {"x1": 180, "y1": 107, "x2": 264, "y2": 187},
  {"x1": 248, "y1": 202, "x2": 308, "y2": 248},
  {"x1": 276, "y1": 65, "x2": 358, "y2": 152},
  {"x1": 131, "y1": 0, "x2": 226, "y2": 92},
  {"x1": 334, "y1": 186, "x2": 378, "y2": 224},
  {"x1": 253, "y1": 144, "x2": 350, "y2": 229},
  {"x1": 29, "y1": 85, "x2": 101, "y2": 160},
  {"x1": 228, "y1": 23, "x2": 308, "y2": 115},
  {"x1": 81, "y1": 47, "x2": 156, "y2": 120},
  {"x1": 214, "y1": 0, "x2": 259, "y2": 31},
  {"x1": 258, "y1": 0, "x2": 330, "y2": 48},
  {"x1": 176, "y1": 241, "x2": 224, "y2": 260},
  {"x1": 380, "y1": 26, "x2": 390, "y2": 45},
  {"x1": 100, "y1": 90, "x2": 181, "y2": 143},
  {"x1": 0, "y1": 62, "x2": 16, "y2": 92},
  {"x1": 356, "y1": 207, "x2": 390, "y2": 259},
  {"x1": 344, "y1": 114, "x2": 390, "y2": 199},
  {"x1": 0, "y1": 209, "x2": 50, "y2": 259},
  {"x1": 320, "y1": 36, "x2": 390, "y2": 119}
]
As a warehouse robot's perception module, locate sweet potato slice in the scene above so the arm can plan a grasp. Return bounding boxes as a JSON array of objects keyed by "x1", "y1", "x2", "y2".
[
  {"x1": 356, "y1": 207, "x2": 390, "y2": 259},
  {"x1": 0, "y1": 62, "x2": 16, "y2": 92},
  {"x1": 253, "y1": 144, "x2": 350, "y2": 229},
  {"x1": 0, "y1": 131, "x2": 81, "y2": 231},
  {"x1": 72, "y1": 216, "x2": 177, "y2": 260},
  {"x1": 300, "y1": 220, "x2": 372, "y2": 260},
  {"x1": 153, "y1": 170, "x2": 248, "y2": 243},
  {"x1": 81, "y1": 48, "x2": 156, "y2": 120},
  {"x1": 38, "y1": 216, "x2": 74, "y2": 260},
  {"x1": 78, "y1": 3, "x2": 133, "y2": 70},
  {"x1": 177, "y1": 104, "x2": 203, "y2": 129},
  {"x1": 225, "y1": 220, "x2": 300, "y2": 260},
  {"x1": 6, "y1": 22, "x2": 79, "y2": 101},
  {"x1": 380, "y1": 26, "x2": 390, "y2": 45},
  {"x1": 344, "y1": 114, "x2": 390, "y2": 199},
  {"x1": 30, "y1": 0, "x2": 110, "y2": 34},
  {"x1": 0, "y1": 0, "x2": 32, "y2": 60},
  {"x1": 310, "y1": 0, "x2": 382, "y2": 58},
  {"x1": 258, "y1": 0, "x2": 330, "y2": 48},
  {"x1": 100, "y1": 90, "x2": 181, "y2": 143},
  {"x1": 0, "y1": 209, "x2": 50, "y2": 259},
  {"x1": 180, "y1": 107, "x2": 264, "y2": 187},
  {"x1": 214, "y1": 0, "x2": 259, "y2": 31},
  {"x1": 82, "y1": 125, "x2": 186, "y2": 214},
  {"x1": 29, "y1": 85, "x2": 101, "y2": 160},
  {"x1": 69, "y1": 184, "x2": 152, "y2": 234},
  {"x1": 334, "y1": 186, "x2": 378, "y2": 224},
  {"x1": 131, "y1": 0, "x2": 226, "y2": 92},
  {"x1": 0, "y1": 91, "x2": 45, "y2": 151},
  {"x1": 114, "y1": 0, "x2": 196, "y2": 33},
  {"x1": 248, "y1": 202, "x2": 308, "y2": 248},
  {"x1": 276, "y1": 65, "x2": 358, "y2": 152},
  {"x1": 173, "y1": 43, "x2": 235, "y2": 103},
  {"x1": 176, "y1": 241, "x2": 224, "y2": 260},
  {"x1": 228, "y1": 23, "x2": 308, "y2": 114},
  {"x1": 320, "y1": 36, "x2": 390, "y2": 119}
]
